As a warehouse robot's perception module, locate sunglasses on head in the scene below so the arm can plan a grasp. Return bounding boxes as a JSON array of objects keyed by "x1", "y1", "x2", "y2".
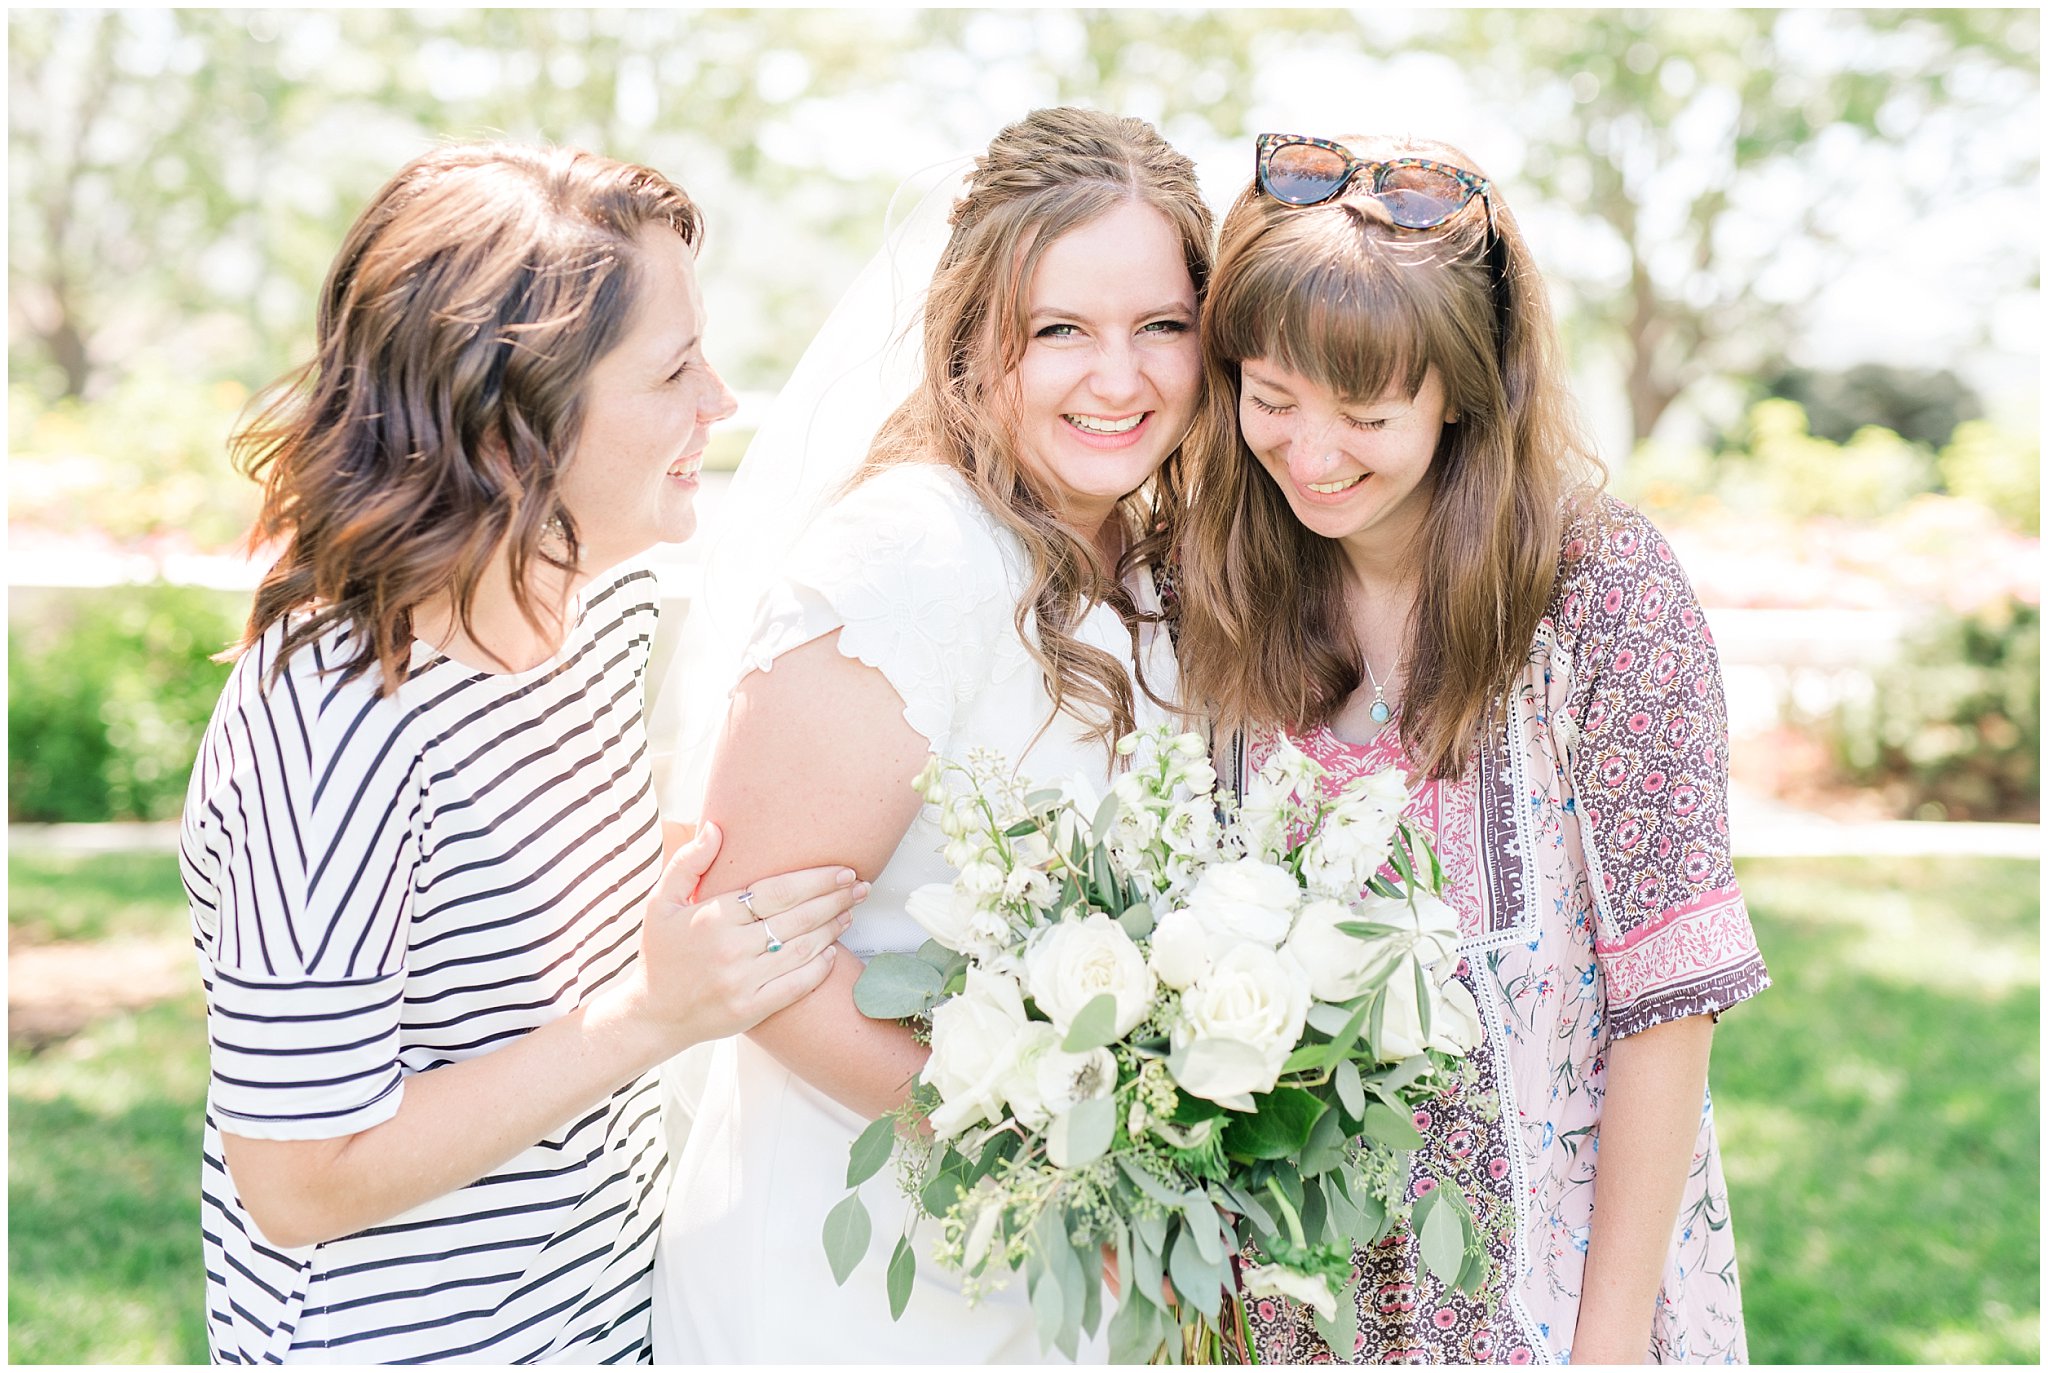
[{"x1": 1255, "y1": 133, "x2": 1493, "y2": 231}]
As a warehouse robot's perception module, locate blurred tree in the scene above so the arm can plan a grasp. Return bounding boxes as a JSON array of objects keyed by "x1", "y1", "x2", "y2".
[
  {"x1": 1755, "y1": 361, "x2": 1983, "y2": 448},
  {"x1": 1413, "y1": 7, "x2": 2039, "y2": 446}
]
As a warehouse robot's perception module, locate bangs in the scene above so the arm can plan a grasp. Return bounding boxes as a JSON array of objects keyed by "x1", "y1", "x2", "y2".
[{"x1": 1209, "y1": 212, "x2": 1445, "y2": 405}]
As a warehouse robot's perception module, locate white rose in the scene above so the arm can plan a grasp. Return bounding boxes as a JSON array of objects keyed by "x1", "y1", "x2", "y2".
[
  {"x1": 1375, "y1": 958, "x2": 1482, "y2": 1062},
  {"x1": 1147, "y1": 907, "x2": 1213, "y2": 989},
  {"x1": 1183, "y1": 858, "x2": 1300, "y2": 949},
  {"x1": 1242, "y1": 1264, "x2": 1339, "y2": 1320},
  {"x1": 1172, "y1": 943, "x2": 1312, "y2": 1105},
  {"x1": 1023, "y1": 912, "x2": 1156, "y2": 1039},
  {"x1": 1283, "y1": 897, "x2": 1397, "y2": 1002},
  {"x1": 925, "y1": 969, "x2": 1030, "y2": 1137}
]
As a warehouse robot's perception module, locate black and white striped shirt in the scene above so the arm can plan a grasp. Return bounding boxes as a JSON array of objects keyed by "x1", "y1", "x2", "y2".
[{"x1": 181, "y1": 569, "x2": 668, "y2": 1363}]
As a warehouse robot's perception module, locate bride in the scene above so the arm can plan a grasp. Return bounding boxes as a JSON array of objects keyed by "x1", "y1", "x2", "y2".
[{"x1": 649, "y1": 106, "x2": 1223, "y2": 1361}]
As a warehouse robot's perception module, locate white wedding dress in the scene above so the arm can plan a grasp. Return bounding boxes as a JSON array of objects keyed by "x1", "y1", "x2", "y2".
[{"x1": 651, "y1": 461, "x2": 1178, "y2": 1362}]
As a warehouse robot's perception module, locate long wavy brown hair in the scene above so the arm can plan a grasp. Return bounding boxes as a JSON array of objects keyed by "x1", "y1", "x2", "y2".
[
  {"x1": 1178, "y1": 135, "x2": 1604, "y2": 779},
  {"x1": 855, "y1": 106, "x2": 1230, "y2": 751},
  {"x1": 231, "y1": 142, "x2": 701, "y2": 692}
]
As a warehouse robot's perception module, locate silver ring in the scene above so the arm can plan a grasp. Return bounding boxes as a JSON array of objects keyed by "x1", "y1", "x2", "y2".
[
  {"x1": 736, "y1": 889, "x2": 757, "y2": 918},
  {"x1": 762, "y1": 921, "x2": 783, "y2": 955}
]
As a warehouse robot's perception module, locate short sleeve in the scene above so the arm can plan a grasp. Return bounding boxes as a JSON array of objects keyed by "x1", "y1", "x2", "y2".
[
  {"x1": 184, "y1": 633, "x2": 415, "y2": 1140},
  {"x1": 738, "y1": 465, "x2": 1030, "y2": 753},
  {"x1": 1553, "y1": 500, "x2": 1770, "y2": 1039}
]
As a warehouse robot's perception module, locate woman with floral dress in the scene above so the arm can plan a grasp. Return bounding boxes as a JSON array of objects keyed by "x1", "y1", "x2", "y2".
[{"x1": 1175, "y1": 133, "x2": 1770, "y2": 1363}]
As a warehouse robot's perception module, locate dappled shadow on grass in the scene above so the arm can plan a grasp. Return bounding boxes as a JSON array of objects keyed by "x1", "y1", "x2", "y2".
[
  {"x1": 1716, "y1": 857, "x2": 2039, "y2": 1364},
  {"x1": 8, "y1": 850, "x2": 190, "y2": 944},
  {"x1": 8, "y1": 994, "x2": 211, "y2": 1364}
]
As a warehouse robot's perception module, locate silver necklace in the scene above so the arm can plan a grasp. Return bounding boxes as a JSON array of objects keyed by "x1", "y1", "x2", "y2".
[{"x1": 1362, "y1": 652, "x2": 1398, "y2": 725}]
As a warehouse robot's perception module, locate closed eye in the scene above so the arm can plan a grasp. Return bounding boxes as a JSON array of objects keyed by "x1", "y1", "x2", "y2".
[
  {"x1": 1246, "y1": 395, "x2": 1292, "y2": 416},
  {"x1": 1344, "y1": 415, "x2": 1391, "y2": 431}
]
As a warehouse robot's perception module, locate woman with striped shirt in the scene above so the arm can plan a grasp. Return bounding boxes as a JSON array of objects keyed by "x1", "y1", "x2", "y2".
[{"x1": 180, "y1": 143, "x2": 859, "y2": 1363}]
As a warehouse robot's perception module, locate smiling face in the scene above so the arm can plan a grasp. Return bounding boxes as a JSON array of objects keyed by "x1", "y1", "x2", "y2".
[
  {"x1": 1238, "y1": 357, "x2": 1449, "y2": 554},
  {"x1": 1007, "y1": 200, "x2": 1202, "y2": 535},
  {"x1": 556, "y1": 224, "x2": 737, "y2": 571}
]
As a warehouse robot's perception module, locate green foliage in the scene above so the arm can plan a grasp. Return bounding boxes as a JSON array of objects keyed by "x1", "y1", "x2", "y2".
[
  {"x1": 1624, "y1": 397, "x2": 2040, "y2": 536},
  {"x1": 8, "y1": 584, "x2": 244, "y2": 822},
  {"x1": 1816, "y1": 597, "x2": 2039, "y2": 821},
  {"x1": 6, "y1": 851, "x2": 194, "y2": 944},
  {"x1": 8, "y1": 373, "x2": 259, "y2": 551},
  {"x1": 1940, "y1": 420, "x2": 2041, "y2": 535},
  {"x1": 1757, "y1": 361, "x2": 1984, "y2": 449},
  {"x1": 1719, "y1": 856, "x2": 2039, "y2": 1364}
]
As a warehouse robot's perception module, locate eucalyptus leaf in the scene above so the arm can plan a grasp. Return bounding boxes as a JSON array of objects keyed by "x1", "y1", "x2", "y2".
[
  {"x1": 1167, "y1": 1223, "x2": 1224, "y2": 1320},
  {"x1": 1031, "y1": 1248, "x2": 1068, "y2": 1354},
  {"x1": 1117, "y1": 901, "x2": 1155, "y2": 940},
  {"x1": 1307, "y1": 1001, "x2": 1359, "y2": 1036},
  {"x1": 1300, "y1": 1173, "x2": 1329, "y2": 1242},
  {"x1": 1079, "y1": 1239, "x2": 1105, "y2": 1337},
  {"x1": 1119, "y1": 1157, "x2": 1186, "y2": 1208},
  {"x1": 852, "y1": 953, "x2": 945, "y2": 1019},
  {"x1": 846, "y1": 1114, "x2": 897, "y2": 1188},
  {"x1": 1181, "y1": 1196, "x2": 1223, "y2": 1264},
  {"x1": 1419, "y1": 1188, "x2": 1466, "y2": 1283},
  {"x1": 919, "y1": 1155, "x2": 969, "y2": 1217},
  {"x1": 1061, "y1": 993, "x2": 1121, "y2": 1053},
  {"x1": 886, "y1": 1234, "x2": 917, "y2": 1320},
  {"x1": 1219, "y1": 1178, "x2": 1276, "y2": 1236},
  {"x1": 914, "y1": 938, "x2": 967, "y2": 980},
  {"x1": 1335, "y1": 1058, "x2": 1366, "y2": 1122},
  {"x1": 1132, "y1": 1217, "x2": 1169, "y2": 1311},
  {"x1": 822, "y1": 1191, "x2": 871, "y2": 1286},
  {"x1": 1048, "y1": 1093, "x2": 1116, "y2": 1167},
  {"x1": 1309, "y1": 1277, "x2": 1360, "y2": 1360},
  {"x1": 1299, "y1": 1098, "x2": 1350, "y2": 1177},
  {"x1": 1361, "y1": 1101, "x2": 1425, "y2": 1150},
  {"x1": 1322, "y1": 1169, "x2": 1364, "y2": 1246},
  {"x1": 1092, "y1": 789, "x2": 1123, "y2": 844},
  {"x1": 1025, "y1": 787, "x2": 1064, "y2": 810},
  {"x1": 1108, "y1": 1283, "x2": 1166, "y2": 1362},
  {"x1": 1356, "y1": 1185, "x2": 1391, "y2": 1244}
]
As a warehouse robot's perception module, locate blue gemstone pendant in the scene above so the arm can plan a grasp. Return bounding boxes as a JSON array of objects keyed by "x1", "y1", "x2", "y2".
[{"x1": 1369, "y1": 698, "x2": 1392, "y2": 725}]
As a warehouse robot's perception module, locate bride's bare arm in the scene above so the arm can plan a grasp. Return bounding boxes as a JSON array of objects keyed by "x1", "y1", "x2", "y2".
[{"x1": 695, "y1": 630, "x2": 935, "y2": 1119}]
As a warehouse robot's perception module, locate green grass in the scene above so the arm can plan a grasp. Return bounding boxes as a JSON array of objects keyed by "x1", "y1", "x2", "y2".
[
  {"x1": 1718, "y1": 856, "x2": 2040, "y2": 1363},
  {"x1": 8, "y1": 850, "x2": 193, "y2": 944},
  {"x1": 5, "y1": 850, "x2": 2039, "y2": 1363},
  {"x1": 9, "y1": 992, "x2": 211, "y2": 1364}
]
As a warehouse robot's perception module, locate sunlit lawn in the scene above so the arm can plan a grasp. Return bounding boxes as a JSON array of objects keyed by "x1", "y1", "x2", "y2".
[{"x1": 6, "y1": 849, "x2": 2039, "y2": 1364}]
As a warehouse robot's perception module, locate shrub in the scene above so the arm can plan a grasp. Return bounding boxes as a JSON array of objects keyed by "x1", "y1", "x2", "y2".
[
  {"x1": 8, "y1": 585, "x2": 246, "y2": 823},
  {"x1": 1820, "y1": 597, "x2": 2040, "y2": 822}
]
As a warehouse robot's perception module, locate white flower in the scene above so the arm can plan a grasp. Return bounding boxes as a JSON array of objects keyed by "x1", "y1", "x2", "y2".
[
  {"x1": 1036, "y1": 1043, "x2": 1118, "y2": 1117},
  {"x1": 1002, "y1": 864, "x2": 1056, "y2": 910},
  {"x1": 1147, "y1": 907, "x2": 1213, "y2": 989},
  {"x1": 996, "y1": 1022, "x2": 1062, "y2": 1130},
  {"x1": 1235, "y1": 773, "x2": 1295, "y2": 862},
  {"x1": 924, "y1": 968, "x2": 1030, "y2": 1137},
  {"x1": 1283, "y1": 897, "x2": 1396, "y2": 1002},
  {"x1": 1023, "y1": 912, "x2": 1156, "y2": 1039},
  {"x1": 905, "y1": 882, "x2": 981, "y2": 953},
  {"x1": 959, "y1": 861, "x2": 1006, "y2": 898},
  {"x1": 1300, "y1": 792, "x2": 1402, "y2": 897},
  {"x1": 1182, "y1": 857, "x2": 1300, "y2": 949},
  {"x1": 1161, "y1": 799, "x2": 1219, "y2": 859},
  {"x1": 1242, "y1": 1264, "x2": 1339, "y2": 1320},
  {"x1": 1375, "y1": 957, "x2": 1484, "y2": 1062},
  {"x1": 1401, "y1": 890, "x2": 1461, "y2": 970},
  {"x1": 1171, "y1": 943, "x2": 1312, "y2": 1105}
]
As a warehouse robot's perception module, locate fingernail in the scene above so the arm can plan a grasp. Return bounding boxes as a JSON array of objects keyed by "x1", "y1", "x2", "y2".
[
  {"x1": 836, "y1": 868, "x2": 857, "y2": 887},
  {"x1": 853, "y1": 881, "x2": 872, "y2": 901},
  {"x1": 839, "y1": 911, "x2": 855, "y2": 929}
]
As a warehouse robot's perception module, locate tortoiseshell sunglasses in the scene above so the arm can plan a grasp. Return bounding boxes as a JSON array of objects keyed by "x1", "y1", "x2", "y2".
[{"x1": 1255, "y1": 133, "x2": 1494, "y2": 231}]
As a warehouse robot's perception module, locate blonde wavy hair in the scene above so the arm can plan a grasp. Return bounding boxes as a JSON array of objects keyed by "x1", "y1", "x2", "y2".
[
  {"x1": 1177, "y1": 135, "x2": 1604, "y2": 779},
  {"x1": 855, "y1": 106, "x2": 1227, "y2": 751}
]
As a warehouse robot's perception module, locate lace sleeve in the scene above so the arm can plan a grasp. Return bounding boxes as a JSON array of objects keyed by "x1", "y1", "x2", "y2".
[{"x1": 739, "y1": 465, "x2": 1028, "y2": 754}]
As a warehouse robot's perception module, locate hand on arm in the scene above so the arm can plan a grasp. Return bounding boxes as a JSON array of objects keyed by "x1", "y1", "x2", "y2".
[
  {"x1": 222, "y1": 822, "x2": 861, "y2": 1249},
  {"x1": 1570, "y1": 1013, "x2": 1717, "y2": 1365},
  {"x1": 695, "y1": 630, "x2": 936, "y2": 1120}
]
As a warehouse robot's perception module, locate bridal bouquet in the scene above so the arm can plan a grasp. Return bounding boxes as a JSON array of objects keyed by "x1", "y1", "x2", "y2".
[{"x1": 826, "y1": 726, "x2": 1487, "y2": 1363}]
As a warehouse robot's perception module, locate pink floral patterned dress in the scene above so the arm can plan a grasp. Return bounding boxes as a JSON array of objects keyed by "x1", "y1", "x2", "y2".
[{"x1": 1241, "y1": 497, "x2": 1770, "y2": 1365}]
